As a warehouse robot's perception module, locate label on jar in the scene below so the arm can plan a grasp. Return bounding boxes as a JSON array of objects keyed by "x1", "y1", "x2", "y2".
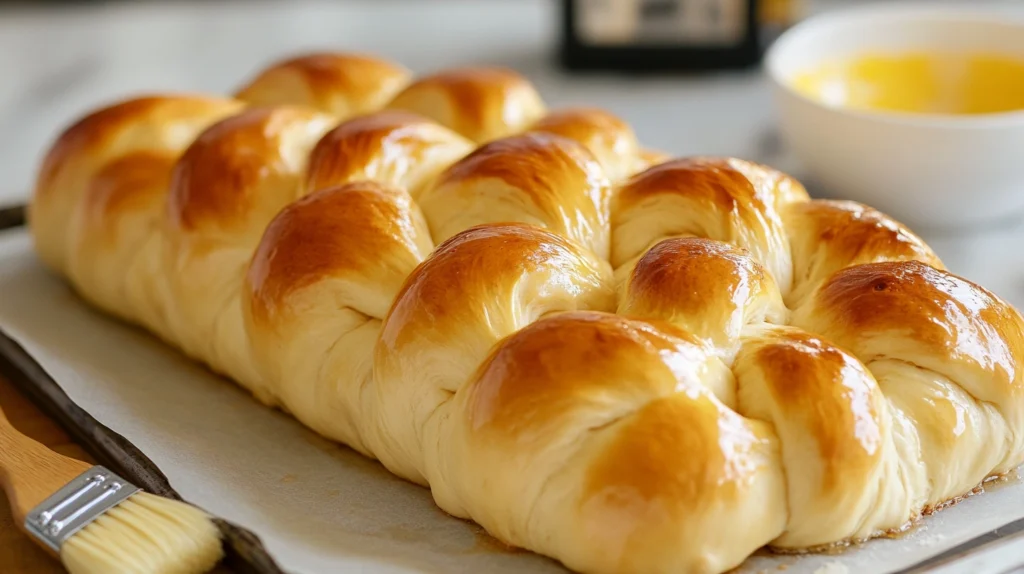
[{"x1": 575, "y1": 0, "x2": 749, "y2": 46}]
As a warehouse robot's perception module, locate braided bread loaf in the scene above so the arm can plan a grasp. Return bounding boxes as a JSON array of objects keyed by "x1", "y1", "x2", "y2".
[{"x1": 27, "y1": 52, "x2": 1024, "y2": 574}]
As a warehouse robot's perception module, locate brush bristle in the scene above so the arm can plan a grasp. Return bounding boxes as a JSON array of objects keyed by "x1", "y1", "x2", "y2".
[{"x1": 59, "y1": 492, "x2": 224, "y2": 574}]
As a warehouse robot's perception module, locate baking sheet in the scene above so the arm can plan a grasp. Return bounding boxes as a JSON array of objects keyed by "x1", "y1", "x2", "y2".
[{"x1": 1, "y1": 223, "x2": 1024, "y2": 574}]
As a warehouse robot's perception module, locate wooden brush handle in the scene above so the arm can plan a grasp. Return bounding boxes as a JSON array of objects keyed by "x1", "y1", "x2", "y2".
[{"x1": 0, "y1": 402, "x2": 92, "y2": 527}]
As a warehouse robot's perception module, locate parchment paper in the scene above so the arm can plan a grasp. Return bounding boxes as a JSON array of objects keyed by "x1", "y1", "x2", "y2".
[{"x1": 2, "y1": 222, "x2": 1024, "y2": 574}]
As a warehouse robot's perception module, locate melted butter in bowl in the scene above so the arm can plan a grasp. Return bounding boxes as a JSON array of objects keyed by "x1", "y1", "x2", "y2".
[
  {"x1": 791, "y1": 52, "x2": 1024, "y2": 116},
  {"x1": 765, "y1": 5, "x2": 1024, "y2": 230}
]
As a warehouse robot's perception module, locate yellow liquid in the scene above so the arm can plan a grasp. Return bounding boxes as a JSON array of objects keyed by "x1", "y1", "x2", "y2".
[{"x1": 791, "y1": 52, "x2": 1024, "y2": 115}]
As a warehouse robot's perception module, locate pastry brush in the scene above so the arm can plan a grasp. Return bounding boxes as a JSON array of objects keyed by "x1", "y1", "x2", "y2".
[{"x1": 0, "y1": 401, "x2": 223, "y2": 574}]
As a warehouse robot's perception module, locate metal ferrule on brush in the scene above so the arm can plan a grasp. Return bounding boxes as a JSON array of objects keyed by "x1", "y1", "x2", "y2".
[{"x1": 23, "y1": 466, "x2": 140, "y2": 553}]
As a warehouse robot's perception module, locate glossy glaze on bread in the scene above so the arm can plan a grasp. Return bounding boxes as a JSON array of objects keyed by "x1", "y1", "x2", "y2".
[{"x1": 27, "y1": 52, "x2": 1024, "y2": 574}]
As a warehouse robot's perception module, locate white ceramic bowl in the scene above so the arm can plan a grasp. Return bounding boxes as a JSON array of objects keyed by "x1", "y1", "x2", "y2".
[{"x1": 765, "y1": 4, "x2": 1024, "y2": 231}]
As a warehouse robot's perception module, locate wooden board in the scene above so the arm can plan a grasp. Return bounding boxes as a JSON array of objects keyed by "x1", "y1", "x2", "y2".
[
  {"x1": 0, "y1": 205, "x2": 281, "y2": 574},
  {"x1": 0, "y1": 373, "x2": 246, "y2": 574},
  {"x1": 0, "y1": 371, "x2": 85, "y2": 573}
]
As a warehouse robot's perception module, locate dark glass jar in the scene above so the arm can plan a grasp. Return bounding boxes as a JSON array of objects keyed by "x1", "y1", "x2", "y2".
[{"x1": 559, "y1": 0, "x2": 782, "y2": 73}]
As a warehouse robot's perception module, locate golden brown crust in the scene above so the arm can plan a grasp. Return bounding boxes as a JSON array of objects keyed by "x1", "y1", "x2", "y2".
[
  {"x1": 157, "y1": 106, "x2": 338, "y2": 381},
  {"x1": 304, "y1": 109, "x2": 473, "y2": 197},
  {"x1": 34, "y1": 96, "x2": 236, "y2": 197},
  {"x1": 440, "y1": 311, "x2": 784, "y2": 574},
  {"x1": 241, "y1": 181, "x2": 432, "y2": 455},
  {"x1": 379, "y1": 223, "x2": 615, "y2": 356},
  {"x1": 733, "y1": 325, "x2": 903, "y2": 547},
  {"x1": 614, "y1": 157, "x2": 809, "y2": 229},
  {"x1": 619, "y1": 237, "x2": 786, "y2": 350},
  {"x1": 235, "y1": 52, "x2": 411, "y2": 117},
  {"x1": 617, "y1": 157, "x2": 751, "y2": 211},
  {"x1": 583, "y1": 395, "x2": 748, "y2": 509},
  {"x1": 744, "y1": 331, "x2": 882, "y2": 488},
  {"x1": 753, "y1": 333, "x2": 882, "y2": 481},
  {"x1": 578, "y1": 393, "x2": 781, "y2": 571},
  {"x1": 385, "y1": 66, "x2": 546, "y2": 143},
  {"x1": 35, "y1": 96, "x2": 155, "y2": 196},
  {"x1": 76, "y1": 152, "x2": 175, "y2": 246},
  {"x1": 785, "y1": 199, "x2": 944, "y2": 306},
  {"x1": 527, "y1": 107, "x2": 639, "y2": 181},
  {"x1": 737, "y1": 327, "x2": 883, "y2": 489},
  {"x1": 611, "y1": 157, "x2": 809, "y2": 294},
  {"x1": 29, "y1": 95, "x2": 244, "y2": 272},
  {"x1": 166, "y1": 106, "x2": 334, "y2": 238},
  {"x1": 247, "y1": 181, "x2": 431, "y2": 325},
  {"x1": 64, "y1": 152, "x2": 177, "y2": 324},
  {"x1": 371, "y1": 224, "x2": 615, "y2": 483},
  {"x1": 793, "y1": 261, "x2": 1024, "y2": 424},
  {"x1": 25, "y1": 51, "x2": 1024, "y2": 574},
  {"x1": 418, "y1": 132, "x2": 612, "y2": 259},
  {"x1": 466, "y1": 312, "x2": 707, "y2": 435}
]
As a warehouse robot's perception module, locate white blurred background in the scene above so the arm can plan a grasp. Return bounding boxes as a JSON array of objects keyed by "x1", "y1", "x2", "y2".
[{"x1": 2, "y1": 0, "x2": 1019, "y2": 208}]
